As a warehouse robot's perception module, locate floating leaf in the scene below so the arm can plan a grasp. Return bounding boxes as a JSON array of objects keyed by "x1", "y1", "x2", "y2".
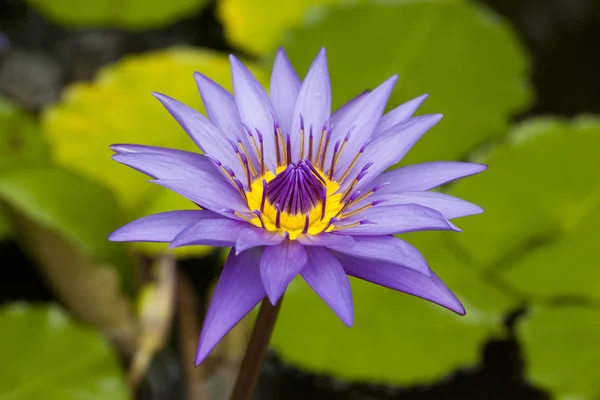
[
  {"x1": 0, "y1": 166, "x2": 130, "y2": 278},
  {"x1": 217, "y1": 0, "x2": 355, "y2": 56},
  {"x1": 518, "y1": 306, "x2": 600, "y2": 400},
  {"x1": 0, "y1": 96, "x2": 49, "y2": 239},
  {"x1": 0, "y1": 212, "x2": 11, "y2": 238},
  {"x1": 0, "y1": 166, "x2": 136, "y2": 350},
  {"x1": 25, "y1": 0, "x2": 209, "y2": 30},
  {"x1": 273, "y1": 275, "x2": 502, "y2": 385},
  {"x1": 0, "y1": 303, "x2": 130, "y2": 400},
  {"x1": 0, "y1": 96, "x2": 49, "y2": 171},
  {"x1": 43, "y1": 48, "x2": 266, "y2": 257},
  {"x1": 404, "y1": 231, "x2": 518, "y2": 319},
  {"x1": 448, "y1": 117, "x2": 600, "y2": 301},
  {"x1": 282, "y1": 0, "x2": 531, "y2": 165},
  {"x1": 272, "y1": 230, "x2": 515, "y2": 385}
]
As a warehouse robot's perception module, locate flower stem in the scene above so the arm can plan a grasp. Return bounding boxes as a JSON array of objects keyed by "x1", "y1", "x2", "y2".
[{"x1": 230, "y1": 298, "x2": 282, "y2": 400}]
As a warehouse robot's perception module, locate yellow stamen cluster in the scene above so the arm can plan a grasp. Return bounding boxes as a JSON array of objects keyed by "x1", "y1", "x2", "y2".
[{"x1": 245, "y1": 166, "x2": 343, "y2": 240}]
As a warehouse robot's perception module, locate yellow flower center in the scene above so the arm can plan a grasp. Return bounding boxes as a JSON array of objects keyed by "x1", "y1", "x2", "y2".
[{"x1": 245, "y1": 165, "x2": 343, "y2": 239}]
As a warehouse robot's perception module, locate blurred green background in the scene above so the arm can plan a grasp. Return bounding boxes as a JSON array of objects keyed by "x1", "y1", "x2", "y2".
[{"x1": 0, "y1": 0, "x2": 598, "y2": 399}]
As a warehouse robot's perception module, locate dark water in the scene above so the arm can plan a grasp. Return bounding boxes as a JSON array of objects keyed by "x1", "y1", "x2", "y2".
[{"x1": 1, "y1": 0, "x2": 599, "y2": 398}]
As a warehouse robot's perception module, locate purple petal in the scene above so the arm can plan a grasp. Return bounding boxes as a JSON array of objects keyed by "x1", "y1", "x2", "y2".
[
  {"x1": 290, "y1": 48, "x2": 331, "y2": 162},
  {"x1": 235, "y1": 228, "x2": 285, "y2": 254},
  {"x1": 110, "y1": 144, "x2": 203, "y2": 162},
  {"x1": 194, "y1": 73, "x2": 259, "y2": 169},
  {"x1": 366, "y1": 161, "x2": 488, "y2": 194},
  {"x1": 353, "y1": 191, "x2": 484, "y2": 219},
  {"x1": 348, "y1": 114, "x2": 443, "y2": 193},
  {"x1": 229, "y1": 55, "x2": 277, "y2": 172},
  {"x1": 336, "y1": 252, "x2": 465, "y2": 315},
  {"x1": 333, "y1": 75, "x2": 398, "y2": 178},
  {"x1": 297, "y1": 232, "x2": 354, "y2": 247},
  {"x1": 112, "y1": 152, "x2": 222, "y2": 181},
  {"x1": 152, "y1": 92, "x2": 242, "y2": 177},
  {"x1": 270, "y1": 48, "x2": 301, "y2": 134},
  {"x1": 301, "y1": 247, "x2": 353, "y2": 326},
  {"x1": 195, "y1": 248, "x2": 265, "y2": 365},
  {"x1": 326, "y1": 235, "x2": 430, "y2": 276},
  {"x1": 152, "y1": 179, "x2": 249, "y2": 217},
  {"x1": 109, "y1": 210, "x2": 219, "y2": 242},
  {"x1": 329, "y1": 90, "x2": 370, "y2": 130},
  {"x1": 372, "y1": 94, "x2": 428, "y2": 138},
  {"x1": 169, "y1": 218, "x2": 250, "y2": 248},
  {"x1": 260, "y1": 241, "x2": 308, "y2": 304},
  {"x1": 327, "y1": 90, "x2": 370, "y2": 152},
  {"x1": 335, "y1": 204, "x2": 459, "y2": 235}
]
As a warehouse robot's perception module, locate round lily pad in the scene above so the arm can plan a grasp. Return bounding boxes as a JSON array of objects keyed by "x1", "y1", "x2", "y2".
[
  {"x1": 517, "y1": 306, "x2": 600, "y2": 400},
  {"x1": 282, "y1": 0, "x2": 531, "y2": 166},
  {"x1": 0, "y1": 303, "x2": 130, "y2": 400},
  {"x1": 26, "y1": 0, "x2": 209, "y2": 30},
  {"x1": 448, "y1": 117, "x2": 600, "y2": 301},
  {"x1": 43, "y1": 48, "x2": 266, "y2": 257},
  {"x1": 217, "y1": 0, "x2": 352, "y2": 56}
]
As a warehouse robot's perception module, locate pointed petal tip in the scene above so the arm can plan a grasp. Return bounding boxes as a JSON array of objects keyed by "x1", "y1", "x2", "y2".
[
  {"x1": 228, "y1": 54, "x2": 244, "y2": 68},
  {"x1": 194, "y1": 346, "x2": 211, "y2": 367},
  {"x1": 151, "y1": 91, "x2": 167, "y2": 100},
  {"x1": 107, "y1": 230, "x2": 120, "y2": 242},
  {"x1": 109, "y1": 144, "x2": 121, "y2": 153},
  {"x1": 193, "y1": 70, "x2": 206, "y2": 83},
  {"x1": 341, "y1": 313, "x2": 354, "y2": 327},
  {"x1": 265, "y1": 291, "x2": 281, "y2": 306},
  {"x1": 313, "y1": 47, "x2": 328, "y2": 65},
  {"x1": 275, "y1": 47, "x2": 288, "y2": 57},
  {"x1": 386, "y1": 74, "x2": 399, "y2": 86},
  {"x1": 229, "y1": 54, "x2": 250, "y2": 76},
  {"x1": 448, "y1": 220, "x2": 462, "y2": 232}
]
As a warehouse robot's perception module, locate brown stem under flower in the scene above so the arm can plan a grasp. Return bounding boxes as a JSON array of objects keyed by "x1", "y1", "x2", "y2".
[{"x1": 229, "y1": 298, "x2": 283, "y2": 400}]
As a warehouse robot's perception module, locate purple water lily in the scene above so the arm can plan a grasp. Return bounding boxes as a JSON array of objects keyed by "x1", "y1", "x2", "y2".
[{"x1": 109, "y1": 48, "x2": 486, "y2": 366}]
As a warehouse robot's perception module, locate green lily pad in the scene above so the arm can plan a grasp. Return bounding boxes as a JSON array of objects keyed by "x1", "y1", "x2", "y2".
[
  {"x1": 448, "y1": 117, "x2": 600, "y2": 301},
  {"x1": 43, "y1": 48, "x2": 266, "y2": 257},
  {"x1": 272, "y1": 229, "x2": 515, "y2": 385},
  {"x1": 0, "y1": 213, "x2": 11, "y2": 238},
  {"x1": 25, "y1": 0, "x2": 209, "y2": 30},
  {"x1": 273, "y1": 274, "x2": 503, "y2": 385},
  {"x1": 0, "y1": 303, "x2": 130, "y2": 400},
  {"x1": 0, "y1": 166, "x2": 131, "y2": 284},
  {"x1": 282, "y1": 0, "x2": 531, "y2": 165},
  {"x1": 217, "y1": 0, "x2": 359, "y2": 56},
  {"x1": 0, "y1": 96, "x2": 50, "y2": 239},
  {"x1": 517, "y1": 306, "x2": 600, "y2": 400},
  {"x1": 404, "y1": 231, "x2": 519, "y2": 319},
  {"x1": 0, "y1": 96, "x2": 49, "y2": 171}
]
